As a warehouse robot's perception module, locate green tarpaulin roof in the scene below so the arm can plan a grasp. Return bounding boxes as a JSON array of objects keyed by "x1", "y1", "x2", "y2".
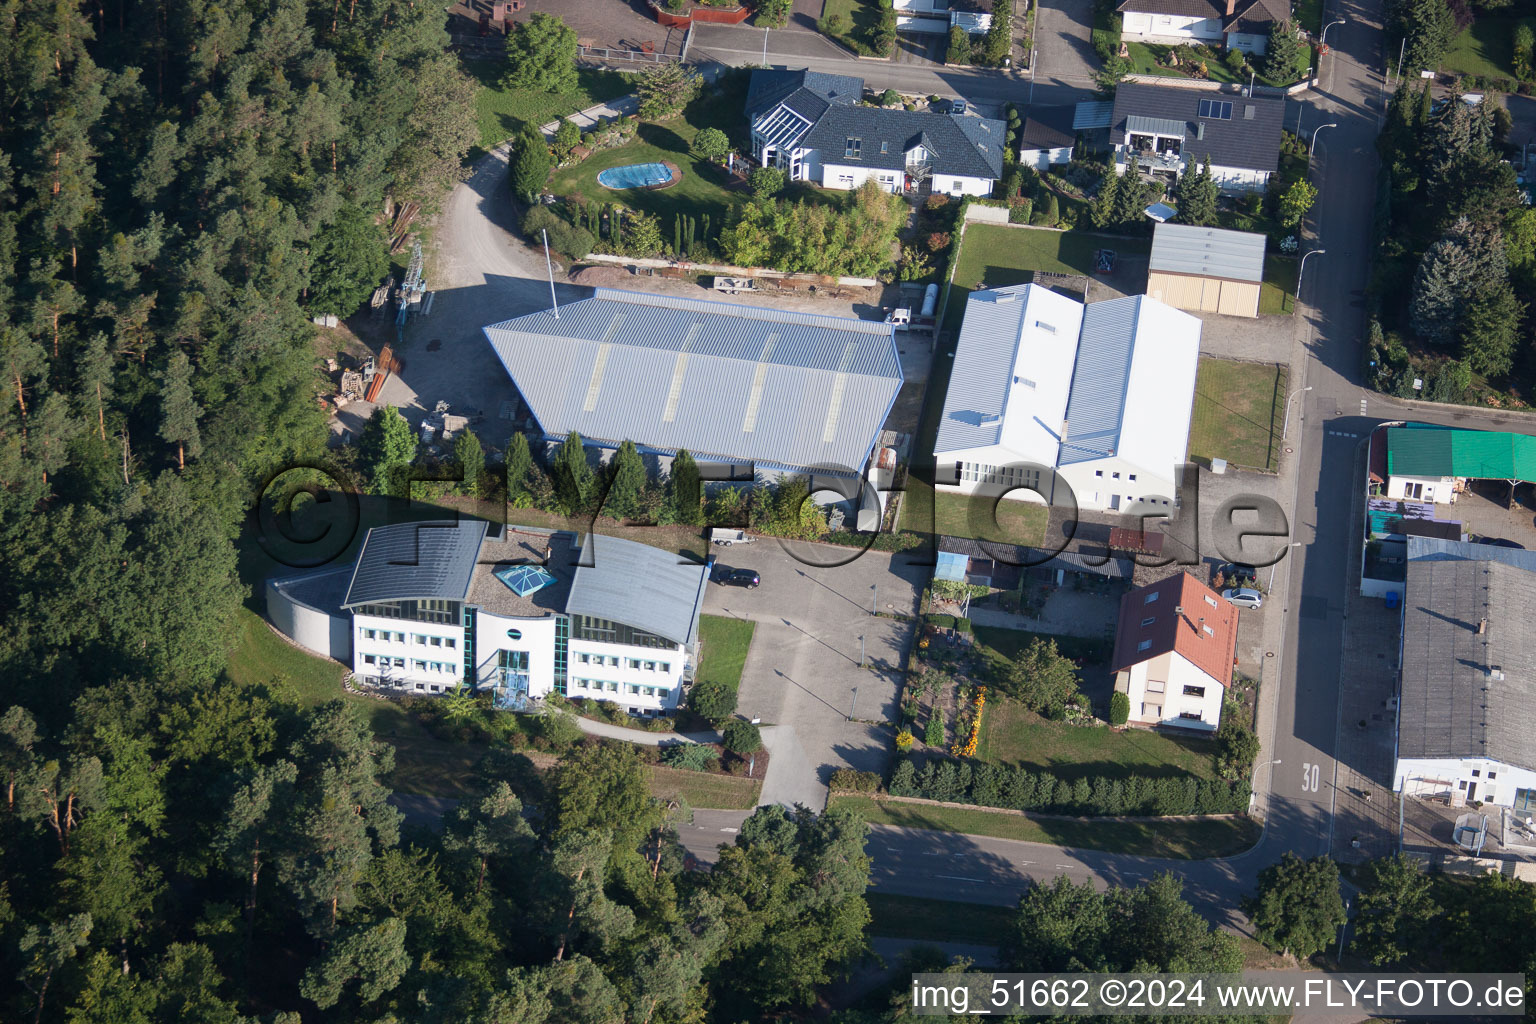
[{"x1": 1387, "y1": 427, "x2": 1536, "y2": 482}]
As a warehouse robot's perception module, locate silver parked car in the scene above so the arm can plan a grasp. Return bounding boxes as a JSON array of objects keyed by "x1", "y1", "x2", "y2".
[{"x1": 1222, "y1": 587, "x2": 1263, "y2": 609}]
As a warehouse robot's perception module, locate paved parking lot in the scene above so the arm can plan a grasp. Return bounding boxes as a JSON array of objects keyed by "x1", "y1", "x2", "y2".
[{"x1": 703, "y1": 541, "x2": 927, "y2": 808}]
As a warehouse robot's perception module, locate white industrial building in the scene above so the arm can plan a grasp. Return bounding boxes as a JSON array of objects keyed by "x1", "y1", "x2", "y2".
[
  {"x1": 933, "y1": 283, "x2": 1202, "y2": 513},
  {"x1": 267, "y1": 521, "x2": 710, "y2": 717},
  {"x1": 1111, "y1": 572, "x2": 1238, "y2": 731},
  {"x1": 746, "y1": 69, "x2": 1007, "y2": 197},
  {"x1": 1394, "y1": 538, "x2": 1536, "y2": 811}
]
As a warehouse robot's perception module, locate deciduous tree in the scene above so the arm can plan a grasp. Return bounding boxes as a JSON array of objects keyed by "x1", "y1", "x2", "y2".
[
  {"x1": 1354, "y1": 853, "x2": 1438, "y2": 965},
  {"x1": 1246, "y1": 852, "x2": 1346, "y2": 959}
]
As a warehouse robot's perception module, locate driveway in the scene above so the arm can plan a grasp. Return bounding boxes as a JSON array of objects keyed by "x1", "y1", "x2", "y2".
[
  {"x1": 703, "y1": 542, "x2": 927, "y2": 809},
  {"x1": 1031, "y1": 0, "x2": 1100, "y2": 90}
]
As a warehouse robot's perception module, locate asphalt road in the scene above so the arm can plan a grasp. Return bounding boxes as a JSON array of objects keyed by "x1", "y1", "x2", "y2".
[{"x1": 687, "y1": 28, "x2": 1093, "y2": 112}]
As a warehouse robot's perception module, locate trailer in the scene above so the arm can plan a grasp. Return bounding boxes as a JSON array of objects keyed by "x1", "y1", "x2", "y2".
[
  {"x1": 713, "y1": 276, "x2": 756, "y2": 295},
  {"x1": 709, "y1": 528, "x2": 756, "y2": 546}
]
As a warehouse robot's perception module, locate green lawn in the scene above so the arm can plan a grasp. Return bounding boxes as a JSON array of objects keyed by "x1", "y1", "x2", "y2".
[
  {"x1": 226, "y1": 606, "x2": 486, "y2": 797},
  {"x1": 647, "y1": 763, "x2": 761, "y2": 809},
  {"x1": 971, "y1": 697, "x2": 1219, "y2": 780},
  {"x1": 464, "y1": 59, "x2": 633, "y2": 151},
  {"x1": 865, "y1": 893, "x2": 1016, "y2": 948},
  {"x1": 972, "y1": 624, "x2": 1112, "y2": 674},
  {"x1": 819, "y1": 0, "x2": 883, "y2": 54},
  {"x1": 1125, "y1": 40, "x2": 1308, "y2": 86},
  {"x1": 945, "y1": 223, "x2": 1152, "y2": 330},
  {"x1": 833, "y1": 796, "x2": 1260, "y2": 858},
  {"x1": 227, "y1": 606, "x2": 348, "y2": 704},
  {"x1": 898, "y1": 475, "x2": 1049, "y2": 546},
  {"x1": 696, "y1": 614, "x2": 756, "y2": 696},
  {"x1": 1260, "y1": 254, "x2": 1298, "y2": 315},
  {"x1": 1442, "y1": 16, "x2": 1536, "y2": 79},
  {"x1": 1293, "y1": 0, "x2": 1322, "y2": 34},
  {"x1": 548, "y1": 122, "x2": 741, "y2": 233},
  {"x1": 546, "y1": 72, "x2": 749, "y2": 230},
  {"x1": 1186, "y1": 357, "x2": 1287, "y2": 471}
]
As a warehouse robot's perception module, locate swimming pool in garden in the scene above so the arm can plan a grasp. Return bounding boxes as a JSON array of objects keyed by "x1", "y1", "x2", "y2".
[{"x1": 597, "y1": 162, "x2": 675, "y2": 189}]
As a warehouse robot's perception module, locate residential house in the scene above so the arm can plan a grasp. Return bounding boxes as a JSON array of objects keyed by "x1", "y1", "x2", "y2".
[
  {"x1": 1116, "y1": 0, "x2": 1289, "y2": 54},
  {"x1": 1110, "y1": 81, "x2": 1285, "y2": 193},
  {"x1": 747, "y1": 69, "x2": 1007, "y2": 196},
  {"x1": 933, "y1": 283, "x2": 1202, "y2": 513},
  {"x1": 1394, "y1": 539, "x2": 1536, "y2": 810},
  {"x1": 482, "y1": 287, "x2": 903, "y2": 482},
  {"x1": 1146, "y1": 222, "x2": 1267, "y2": 318},
  {"x1": 1384, "y1": 426, "x2": 1536, "y2": 505},
  {"x1": 1017, "y1": 105, "x2": 1077, "y2": 170},
  {"x1": 1111, "y1": 572, "x2": 1237, "y2": 731},
  {"x1": 270, "y1": 521, "x2": 709, "y2": 717},
  {"x1": 892, "y1": 0, "x2": 994, "y2": 35}
]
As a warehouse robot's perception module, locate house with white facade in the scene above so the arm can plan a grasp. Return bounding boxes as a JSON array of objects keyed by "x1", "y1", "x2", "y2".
[
  {"x1": 747, "y1": 69, "x2": 1007, "y2": 197},
  {"x1": 1111, "y1": 572, "x2": 1238, "y2": 731},
  {"x1": 1384, "y1": 426, "x2": 1536, "y2": 506},
  {"x1": 932, "y1": 283, "x2": 1201, "y2": 513},
  {"x1": 1017, "y1": 105, "x2": 1077, "y2": 170},
  {"x1": 269, "y1": 521, "x2": 710, "y2": 718},
  {"x1": 1116, "y1": 0, "x2": 1289, "y2": 53},
  {"x1": 891, "y1": 0, "x2": 994, "y2": 34},
  {"x1": 1110, "y1": 81, "x2": 1285, "y2": 193},
  {"x1": 1394, "y1": 540, "x2": 1536, "y2": 811}
]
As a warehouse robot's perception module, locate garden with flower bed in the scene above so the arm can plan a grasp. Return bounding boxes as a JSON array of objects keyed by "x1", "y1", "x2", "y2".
[{"x1": 869, "y1": 605, "x2": 1263, "y2": 853}]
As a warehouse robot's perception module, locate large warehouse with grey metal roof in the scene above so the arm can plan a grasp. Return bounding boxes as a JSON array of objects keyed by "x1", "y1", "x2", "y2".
[
  {"x1": 1394, "y1": 538, "x2": 1536, "y2": 810},
  {"x1": 483, "y1": 288, "x2": 903, "y2": 479}
]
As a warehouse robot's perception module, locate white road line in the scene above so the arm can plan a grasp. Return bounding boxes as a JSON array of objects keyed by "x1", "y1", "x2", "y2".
[
  {"x1": 720, "y1": 827, "x2": 738, "y2": 833},
  {"x1": 935, "y1": 874, "x2": 985, "y2": 883}
]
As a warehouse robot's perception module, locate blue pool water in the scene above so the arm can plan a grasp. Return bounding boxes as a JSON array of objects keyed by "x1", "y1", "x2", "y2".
[{"x1": 597, "y1": 162, "x2": 673, "y2": 189}]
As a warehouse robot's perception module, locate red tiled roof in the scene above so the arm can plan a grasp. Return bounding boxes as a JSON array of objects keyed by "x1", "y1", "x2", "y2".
[{"x1": 1110, "y1": 572, "x2": 1239, "y2": 686}]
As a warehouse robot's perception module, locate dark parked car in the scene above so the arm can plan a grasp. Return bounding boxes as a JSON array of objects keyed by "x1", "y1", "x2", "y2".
[
  {"x1": 1477, "y1": 537, "x2": 1526, "y2": 549},
  {"x1": 1216, "y1": 562, "x2": 1258, "y2": 587},
  {"x1": 712, "y1": 567, "x2": 760, "y2": 588},
  {"x1": 1094, "y1": 249, "x2": 1117, "y2": 274}
]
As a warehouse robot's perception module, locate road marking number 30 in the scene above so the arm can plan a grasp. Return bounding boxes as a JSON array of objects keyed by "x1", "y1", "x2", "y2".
[{"x1": 1301, "y1": 762, "x2": 1322, "y2": 793}]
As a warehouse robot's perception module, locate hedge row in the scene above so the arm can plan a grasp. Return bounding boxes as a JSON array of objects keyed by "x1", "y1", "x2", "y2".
[
  {"x1": 923, "y1": 613, "x2": 971, "y2": 631},
  {"x1": 888, "y1": 758, "x2": 1250, "y2": 816}
]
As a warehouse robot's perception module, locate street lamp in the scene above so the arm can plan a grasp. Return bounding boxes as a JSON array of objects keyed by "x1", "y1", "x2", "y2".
[
  {"x1": 1296, "y1": 247, "x2": 1326, "y2": 302},
  {"x1": 1308, "y1": 122, "x2": 1338, "y2": 169},
  {"x1": 1249, "y1": 758, "x2": 1283, "y2": 811},
  {"x1": 1320, "y1": 18, "x2": 1345, "y2": 51},
  {"x1": 1282, "y1": 385, "x2": 1313, "y2": 440}
]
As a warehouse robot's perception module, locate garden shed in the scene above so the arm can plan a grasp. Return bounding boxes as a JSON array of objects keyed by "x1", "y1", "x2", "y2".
[{"x1": 1146, "y1": 222, "x2": 1266, "y2": 318}]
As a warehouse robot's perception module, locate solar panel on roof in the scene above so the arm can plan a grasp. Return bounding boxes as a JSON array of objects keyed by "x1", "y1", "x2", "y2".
[{"x1": 494, "y1": 564, "x2": 556, "y2": 597}]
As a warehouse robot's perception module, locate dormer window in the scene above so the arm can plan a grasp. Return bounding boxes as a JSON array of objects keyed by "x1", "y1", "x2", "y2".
[{"x1": 845, "y1": 138, "x2": 861, "y2": 158}]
